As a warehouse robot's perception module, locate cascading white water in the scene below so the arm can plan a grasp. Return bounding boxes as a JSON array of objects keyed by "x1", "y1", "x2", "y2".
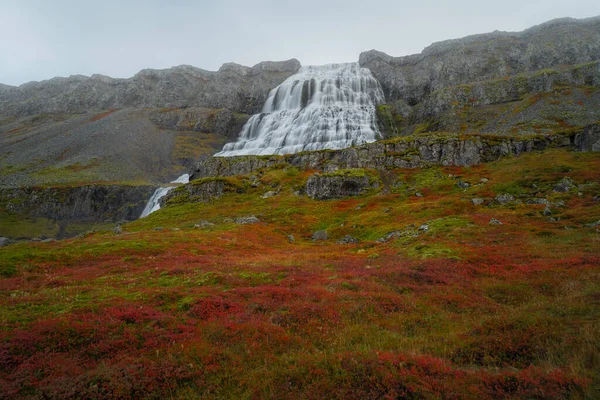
[
  {"x1": 139, "y1": 174, "x2": 189, "y2": 218},
  {"x1": 215, "y1": 62, "x2": 385, "y2": 157}
]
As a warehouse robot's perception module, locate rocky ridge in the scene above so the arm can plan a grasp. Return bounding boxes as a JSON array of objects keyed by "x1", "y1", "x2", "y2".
[
  {"x1": 0, "y1": 59, "x2": 301, "y2": 117},
  {"x1": 189, "y1": 126, "x2": 600, "y2": 181}
]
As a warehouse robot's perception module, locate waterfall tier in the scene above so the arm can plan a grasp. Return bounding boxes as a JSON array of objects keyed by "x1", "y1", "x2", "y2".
[
  {"x1": 139, "y1": 174, "x2": 189, "y2": 218},
  {"x1": 215, "y1": 63, "x2": 385, "y2": 157}
]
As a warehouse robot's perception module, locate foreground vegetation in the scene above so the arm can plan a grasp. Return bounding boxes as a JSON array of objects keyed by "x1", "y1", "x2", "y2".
[{"x1": 1, "y1": 148, "x2": 599, "y2": 399}]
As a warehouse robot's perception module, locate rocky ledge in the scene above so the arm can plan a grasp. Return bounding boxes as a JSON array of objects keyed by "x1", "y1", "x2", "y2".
[{"x1": 189, "y1": 124, "x2": 598, "y2": 181}]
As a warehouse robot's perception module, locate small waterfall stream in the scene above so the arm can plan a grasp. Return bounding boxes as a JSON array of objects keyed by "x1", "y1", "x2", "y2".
[
  {"x1": 216, "y1": 62, "x2": 385, "y2": 156},
  {"x1": 139, "y1": 174, "x2": 189, "y2": 218}
]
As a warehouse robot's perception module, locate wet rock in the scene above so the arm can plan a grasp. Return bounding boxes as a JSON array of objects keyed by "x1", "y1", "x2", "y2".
[
  {"x1": 495, "y1": 193, "x2": 515, "y2": 204},
  {"x1": 337, "y1": 235, "x2": 359, "y2": 244},
  {"x1": 235, "y1": 216, "x2": 260, "y2": 224},
  {"x1": 489, "y1": 218, "x2": 503, "y2": 225},
  {"x1": 312, "y1": 230, "x2": 329, "y2": 241},
  {"x1": 553, "y1": 177, "x2": 575, "y2": 193}
]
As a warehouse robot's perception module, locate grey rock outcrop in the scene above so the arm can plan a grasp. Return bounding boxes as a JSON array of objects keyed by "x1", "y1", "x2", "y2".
[
  {"x1": 306, "y1": 171, "x2": 379, "y2": 200},
  {"x1": 574, "y1": 123, "x2": 600, "y2": 151},
  {"x1": 312, "y1": 230, "x2": 329, "y2": 241},
  {"x1": 235, "y1": 216, "x2": 260, "y2": 224},
  {"x1": 162, "y1": 178, "x2": 228, "y2": 205},
  {"x1": 190, "y1": 132, "x2": 575, "y2": 180},
  {"x1": 360, "y1": 17, "x2": 600, "y2": 106},
  {"x1": 0, "y1": 185, "x2": 155, "y2": 223},
  {"x1": 0, "y1": 59, "x2": 301, "y2": 117}
]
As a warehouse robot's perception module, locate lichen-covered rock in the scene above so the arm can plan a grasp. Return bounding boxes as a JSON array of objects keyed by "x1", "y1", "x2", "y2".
[
  {"x1": 191, "y1": 132, "x2": 574, "y2": 181},
  {"x1": 574, "y1": 123, "x2": 600, "y2": 152},
  {"x1": 312, "y1": 230, "x2": 329, "y2": 241},
  {"x1": 0, "y1": 185, "x2": 155, "y2": 222},
  {"x1": 337, "y1": 235, "x2": 359, "y2": 244},
  {"x1": 235, "y1": 216, "x2": 260, "y2": 224},
  {"x1": 162, "y1": 178, "x2": 228, "y2": 205},
  {"x1": 306, "y1": 170, "x2": 379, "y2": 200},
  {"x1": 495, "y1": 193, "x2": 515, "y2": 204},
  {"x1": 553, "y1": 177, "x2": 576, "y2": 193}
]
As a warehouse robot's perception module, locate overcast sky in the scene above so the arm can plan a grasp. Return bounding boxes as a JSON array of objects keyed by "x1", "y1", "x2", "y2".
[{"x1": 1, "y1": 0, "x2": 599, "y2": 86}]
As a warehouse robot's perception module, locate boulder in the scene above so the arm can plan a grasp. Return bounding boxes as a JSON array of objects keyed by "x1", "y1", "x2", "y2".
[
  {"x1": 235, "y1": 216, "x2": 260, "y2": 224},
  {"x1": 306, "y1": 170, "x2": 379, "y2": 200},
  {"x1": 312, "y1": 230, "x2": 329, "y2": 241},
  {"x1": 495, "y1": 193, "x2": 515, "y2": 204},
  {"x1": 336, "y1": 235, "x2": 359, "y2": 244}
]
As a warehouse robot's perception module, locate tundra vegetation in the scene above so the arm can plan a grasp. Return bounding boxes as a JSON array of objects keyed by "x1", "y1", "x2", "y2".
[{"x1": 1, "y1": 147, "x2": 599, "y2": 399}]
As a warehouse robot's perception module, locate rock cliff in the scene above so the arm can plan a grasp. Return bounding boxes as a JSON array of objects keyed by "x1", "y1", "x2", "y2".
[
  {"x1": 361, "y1": 17, "x2": 600, "y2": 135},
  {"x1": 189, "y1": 129, "x2": 584, "y2": 180},
  {"x1": 0, "y1": 59, "x2": 301, "y2": 117}
]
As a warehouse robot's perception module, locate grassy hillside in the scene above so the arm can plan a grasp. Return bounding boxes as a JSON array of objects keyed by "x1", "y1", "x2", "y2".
[{"x1": 1, "y1": 148, "x2": 599, "y2": 399}]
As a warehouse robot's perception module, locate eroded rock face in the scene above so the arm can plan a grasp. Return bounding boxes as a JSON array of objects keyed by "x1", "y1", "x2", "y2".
[
  {"x1": 575, "y1": 123, "x2": 600, "y2": 151},
  {"x1": 0, "y1": 59, "x2": 301, "y2": 117},
  {"x1": 359, "y1": 17, "x2": 600, "y2": 106},
  {"x1": 0, "y1": 185, "x2": 155, "y2": 222},
  {"x1": 306, "y1": 172, "x2": 378, "y2": 200},
  {"x1": 162, "y1": 179, "x2": 227, "y2": 205},
  {"x1": 190, "y1": 131, "x2": 577, "y2": 180}
]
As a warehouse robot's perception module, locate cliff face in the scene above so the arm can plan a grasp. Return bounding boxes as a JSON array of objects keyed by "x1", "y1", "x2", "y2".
[
  {"x1": 360, "y1": 17, "x2": 600, "y2": 105},
  {"x1": 189, "y1": 128, "x2": 591, "y2": 180},
  {"x1": 0, "y1": 185, "x2": 156, "y2": 239},
  {"x1": 0, "y1": 59, "x2": 301, "y2": 117},
  {"x1": 361, "y1": 17, "x2": 600, "y2": 135}
]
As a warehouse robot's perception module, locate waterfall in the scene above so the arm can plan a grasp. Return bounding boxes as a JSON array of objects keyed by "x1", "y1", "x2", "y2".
[
  {"x1": 139, "y1": 174, "x2": 189, "y2": 218},
  {"x1": 215, "y1": 62, "x2": 385, "y2": 157}
]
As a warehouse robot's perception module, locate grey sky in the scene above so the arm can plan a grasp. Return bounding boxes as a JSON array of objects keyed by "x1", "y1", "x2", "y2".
[{"x1": 1, "y1": 0, "x2": 599, "y2": 86}]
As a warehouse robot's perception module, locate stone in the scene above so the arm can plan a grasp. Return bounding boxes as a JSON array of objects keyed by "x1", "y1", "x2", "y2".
[
  {"x1": 261, "y1": 191, "x2": 277, "y2": 199},
  {"x1": 235, "y1": 216, "x2": 260, "y2": 224},
  {"x1": 312, "y1": 230, "x2": 329, "y2": 241},
  {"x1": 194, "y1": 220, "x2": 214, "y2": 228},
  {"x1": 543, "y1": 206, "x2": 552, "y2": 216},
  {"x1": 113, "y1": 225, "x2": 123, "y2": 235},
  {"x1": 336, "y1": 235, "x2": 359, "y2": 244},
  {"x1": 553, "y1": 177, "x2": 575, "y2": 193},
  {"x1": 0, "y1": 237, "x2": 11, "y2": 246},
  {"x1": 526, "y1": 198, "x2": 550, "y2": 205},
  {"x1": 306, "y1": 172, "x2": 378, "y2": 200},
  {"x1": 287, "y1": 235, "x2": 295, "y2": 243},
  {"x1": 154, "y1": 227, "x2": 164, "y2": 231},
  {"x1": 418, "y1": 224, "x2": 429, "y2": 232},
  {"x1": 171, "y1": 228, "x2": 181, "y2": 231},
  {"x1": 415, "y1": 192, "x2": 423, "y2": 198},
  {"x1": 457, "y1": 181, "x2": 470, "y2": 188},
  {"x1": 480, "y1": 178, "x2": 489, "y2": 183},
  {"x1": 472, "y1": 198, "x2": 484, "y2": 205},
  {"x1": 489, "y1": 218, "x2": 503, "y2": 225},
  {"x1": 594, "y1": 195, "x2": 600, "y2": 202},
  {"x1": 41, "y1": 238, "x2": 55, "y2": 243},
  {"x1": 495, "y1": 193, "x2": 515, "y2": 204},
  {"x1": 586, "y1": 220, "x2": 600, "y2": 227}
]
